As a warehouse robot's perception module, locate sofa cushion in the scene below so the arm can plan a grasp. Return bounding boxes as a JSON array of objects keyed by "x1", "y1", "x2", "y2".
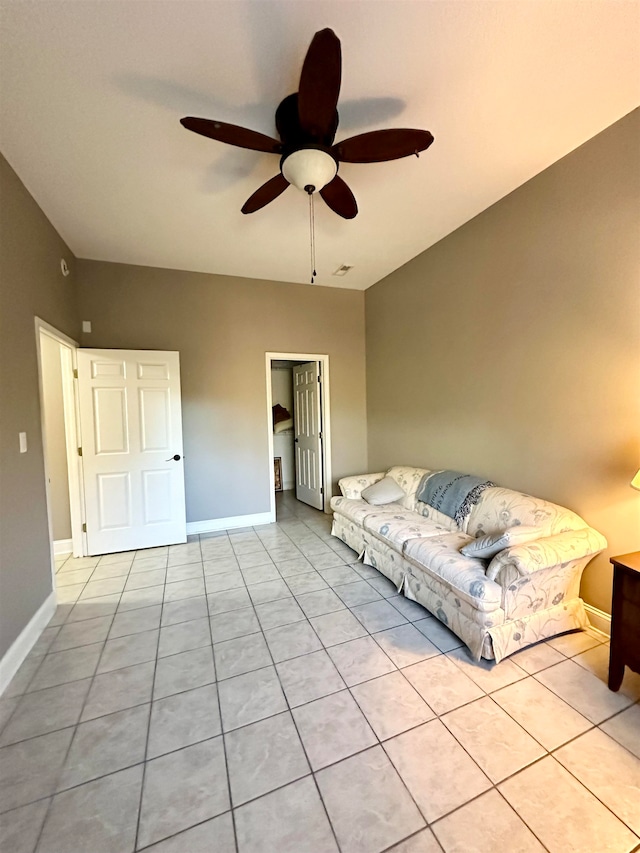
[
  {"x1": 330, "y1": 496, "x2": 406, "y2": 526},
  {"x1": 466, "y1": 487, "x2": 586, "y2": 538},
  {"x1": 403, "y1": 533, "x2": 503, "y2": 613},
  {"x1": 362, "y1": 476, "x2": 406, "y2": 505},
  {"x1": 461, "y1": 525, "x2": 541, "y2": 559},
  {"x1": 363, "y1": 510, "x2": 456, "y2": 550}
]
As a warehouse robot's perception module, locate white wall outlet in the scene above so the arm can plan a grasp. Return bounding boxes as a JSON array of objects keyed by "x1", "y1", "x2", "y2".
[
  {"x1": 82, "y1": 321, "x2": 92, "y2": 333},
  {"x1": 19, "y1": 432, "x2": 27, "y2": 453}
]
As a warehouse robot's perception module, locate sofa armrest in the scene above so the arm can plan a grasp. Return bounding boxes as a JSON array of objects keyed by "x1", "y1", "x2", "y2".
[
  {"x1": 338, "y1": 472, "x2": 386, "y2": 500},
  {"x1": 486, "y1": 527, "x2": 607, "y2": 586}
]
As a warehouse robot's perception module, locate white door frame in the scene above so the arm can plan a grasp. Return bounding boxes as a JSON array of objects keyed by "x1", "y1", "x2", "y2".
[
  {"x1": 265, "y1": 352, "x2": 333, "y2": 520},
  {"x1": 34, "y1": 318, "x2": 85, "y2": 582}
]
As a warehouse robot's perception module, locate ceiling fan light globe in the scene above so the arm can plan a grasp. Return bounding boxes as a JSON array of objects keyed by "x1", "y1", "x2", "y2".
[{"x1": 282, "y1": 148, "x2": 337, "y2": 193}]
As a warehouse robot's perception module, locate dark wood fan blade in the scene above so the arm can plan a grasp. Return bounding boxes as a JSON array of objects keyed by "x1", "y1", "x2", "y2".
[
  {"x1": 241, "y1": 174, "x2": 289, "y2": 214},
  {"x1": 298, "y1": 28, "x2": 341, "y2": 143},
  {"x1": 180, "y1": 117, "x2": 282, "y2": 154},
  {"x1": 320, "y1": 175, "x2": 358, "y2": 219},
  {"x1": 333, "y1": 129, "x2": 434, "y2": 163}
]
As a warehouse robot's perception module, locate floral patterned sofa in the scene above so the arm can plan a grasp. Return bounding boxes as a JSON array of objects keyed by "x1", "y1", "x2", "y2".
[{"x1": 330, "y1": 466, "x2": 607, "y2": 662}]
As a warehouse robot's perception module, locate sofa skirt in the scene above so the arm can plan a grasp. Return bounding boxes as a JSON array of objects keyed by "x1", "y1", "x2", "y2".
[{"x1": 487, "y1": 598, "x2": 590, "y2": 662}]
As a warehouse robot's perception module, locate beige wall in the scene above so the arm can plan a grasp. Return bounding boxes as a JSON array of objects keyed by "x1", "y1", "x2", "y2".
[
  {"x1": 366, "y1": 109, "x2": 640, "y2": 614},
  {"x1": 76, "y1": 261, "x2": 367, "y2": 523},
  {"x1": 0, "y1": 153, "x2": 79, "y2": 658},
  {"x1": 40, "y1": 333, "x2": 72, "y2": 541}
]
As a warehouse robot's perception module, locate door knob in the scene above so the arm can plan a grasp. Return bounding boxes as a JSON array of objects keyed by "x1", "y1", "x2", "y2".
[{"x1": 166, "y1": 454, "x2": 182, "y2": 461}]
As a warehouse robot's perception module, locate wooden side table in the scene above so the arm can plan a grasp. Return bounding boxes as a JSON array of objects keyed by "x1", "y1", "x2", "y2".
[{"x1": 608, "y1": 551, "x2": 640, "y2": 691}]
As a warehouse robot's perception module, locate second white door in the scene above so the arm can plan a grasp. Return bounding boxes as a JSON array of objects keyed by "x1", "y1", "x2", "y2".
[
  {"x1": 293, "y1": 361, "x2": 324, "y2": 510},
  {"x1": 77, "y1": 349, "x2": 187, "y2": 555}
]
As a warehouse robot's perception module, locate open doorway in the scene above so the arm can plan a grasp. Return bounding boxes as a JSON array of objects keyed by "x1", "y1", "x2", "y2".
[
  {"x1": 266, "y1": 352, "x2": 332, "y2": 521},
  {"x1": 35, "y1": 318, "x2": 84, "y2": 582}
]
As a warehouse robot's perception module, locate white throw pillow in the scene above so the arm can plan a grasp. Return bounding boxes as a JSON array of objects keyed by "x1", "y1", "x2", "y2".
[
  {"x1": 460, "y1": 525, "x2": 540, "y2": 559},
  {"x1": 361, "y1": 476, "x2": 406, "y2": 505}
]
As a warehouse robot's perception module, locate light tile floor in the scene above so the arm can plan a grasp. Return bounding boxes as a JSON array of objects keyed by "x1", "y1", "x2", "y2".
[{"x1": 1, "y1": 491, "x2": 639, "y2": 852}]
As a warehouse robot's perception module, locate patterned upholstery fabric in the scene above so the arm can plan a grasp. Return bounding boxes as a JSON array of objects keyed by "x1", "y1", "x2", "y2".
[
  {"x1": 361, "y1": 537, "x2": 406, "y2": 590},
  {"x1": 486, "y1": 527, "x2": 608, "y2": 585},
  {"x1": 466, "y1": 487, "x2": 585, "y2": 538},
  {"x1": 404, "y1": 574, "x2": 505, "y2": 661},
  {"x1": 363, "y1": 511, "x2": 456, "y2": 550},
  {"x1": 403, "y1": 533, "x2": 502, "y2": 614},
  {"x1": 500, "y1": 558, "x2": 584, "y2": 619},
  {"x1": 385, "y1": 466, "x2": 431, "y2": 511},
  {"x1": 329, "y1": 496, "x2": 404, "y2": 526},
  {"x1": 488, "y1": 599, "x2": 590, "y2": 662},
  {"x1": 331, "y1": 515, "x2": 366, "y2": 557}
]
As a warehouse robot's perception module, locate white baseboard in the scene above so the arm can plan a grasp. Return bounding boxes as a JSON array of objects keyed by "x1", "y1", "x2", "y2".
[
  {"x1": 186, "y1": 511, "x2": 275, "y2": 535},
  {"x1": 585, "y1": 603, "x2": 611, "y2": 637},
  {"x1": 53, "y1": 539, "x2": 73, "y2": 556},
  {"x1": 0, "y1": 591, "x2": 57, "y2": 696},
  {"x1": 283, "y1": 480, "x2": 295, "y2": 491}
]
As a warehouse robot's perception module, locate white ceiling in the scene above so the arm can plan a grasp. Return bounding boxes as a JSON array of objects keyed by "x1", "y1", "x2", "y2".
[{"x1": 1, "y1": 1, "x2": 638, "y2": 291}]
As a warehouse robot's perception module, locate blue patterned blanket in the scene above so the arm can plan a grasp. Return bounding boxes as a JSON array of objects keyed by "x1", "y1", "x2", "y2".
[{"x1": 416, "y1": 470, "x2": 495, "y2": 526}]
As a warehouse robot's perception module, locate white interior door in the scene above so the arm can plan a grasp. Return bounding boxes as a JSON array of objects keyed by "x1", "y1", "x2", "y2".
[
  {"x1": 293, "y1": 362, "x2": 324, "y2": 510},
  {"x1": 77, "y1": 349, "x2": 187, "y2": 555}
]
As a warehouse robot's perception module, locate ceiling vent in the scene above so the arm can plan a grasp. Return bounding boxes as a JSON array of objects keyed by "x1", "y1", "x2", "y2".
[{"x1": 332, "y1": 264, "x2": 353, "y2": 277}]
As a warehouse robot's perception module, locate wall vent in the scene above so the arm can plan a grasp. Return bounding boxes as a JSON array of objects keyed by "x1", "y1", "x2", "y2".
[{"x1": 332, "y1": 264, "x2": 353, "y2": 277}]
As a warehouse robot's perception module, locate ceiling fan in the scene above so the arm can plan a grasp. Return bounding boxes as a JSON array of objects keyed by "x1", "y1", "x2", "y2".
[{"x1": 180, "y1": 28, "x2": 434, "y2": 219}]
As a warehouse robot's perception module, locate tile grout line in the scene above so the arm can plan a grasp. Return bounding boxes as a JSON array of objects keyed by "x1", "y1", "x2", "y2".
[
  {"x1": 379, "y1": 827, "x2": 446, "y2": 853},
  {"x1": 545, "y1": 750, "x2": 640, "y2": 842},
  {"x1": 202, "y1": 530, "x2": 241, "y2": 853},
  {"x1": 237, "y1": 523, "x2": 345, "y2": 853},
  {"x1": 30, "y1": 553, "x2": 129, "y2": 853},
  {"x1": 132, "y1": 538, "x2": 185, "y2": 852}
]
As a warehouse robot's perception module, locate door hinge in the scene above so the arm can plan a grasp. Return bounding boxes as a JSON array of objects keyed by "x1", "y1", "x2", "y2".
[
  {"x1": 82, "y1": 523, "x2": 87, "y2": 533},
  {"x1": 77, "y1": 447, "x2": 83, "y2": 457},
  {"x1": 319, "y1": 432, "x2": 323, "y2": 440},
  {"x1": 320, "y1": 487, "x2": 324, "y2": 494},
  {"x1": 73, "y1": 368, "x2": 78, "y2": 379}
]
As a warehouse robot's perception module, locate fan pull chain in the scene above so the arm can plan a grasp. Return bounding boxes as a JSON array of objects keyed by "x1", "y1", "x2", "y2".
[{"x1": 308, "y1": 191, "x2": 317, "y2": 284}]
